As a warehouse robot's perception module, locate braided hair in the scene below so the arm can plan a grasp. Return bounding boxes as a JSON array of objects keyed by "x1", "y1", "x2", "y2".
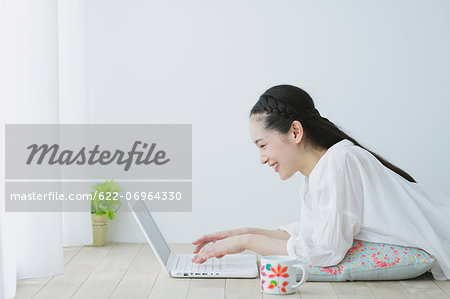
[{"x1": 250, "y1": 85, "x2": 416, "y2": 183}]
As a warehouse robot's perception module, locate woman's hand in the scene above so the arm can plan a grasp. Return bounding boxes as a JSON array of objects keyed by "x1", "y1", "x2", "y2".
[
  {"x1": 191, "y1": 235, "x2": 248, "y2": 264},
  {"x1": 192, "y1": 228, "x2": 248, "y2": 254}
]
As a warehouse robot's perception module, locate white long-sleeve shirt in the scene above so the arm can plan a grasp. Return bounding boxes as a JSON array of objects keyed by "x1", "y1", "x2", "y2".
[{"x1": 277, "y1": 139, "x2": 450, "y2": 280}]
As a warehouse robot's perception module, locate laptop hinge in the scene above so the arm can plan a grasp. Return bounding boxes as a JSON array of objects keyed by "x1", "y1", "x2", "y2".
[{"x1": 166, "y1": 252, "x2": 179, "y2": 273}]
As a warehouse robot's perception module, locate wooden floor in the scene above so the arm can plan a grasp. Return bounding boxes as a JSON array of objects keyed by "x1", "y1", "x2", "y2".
[{"x1": 14, "y1": 243, "x2": 450, "y2": 299}]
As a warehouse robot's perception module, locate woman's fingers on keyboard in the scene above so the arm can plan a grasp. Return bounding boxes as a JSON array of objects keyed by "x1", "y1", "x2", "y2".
[
  {"x1": 192, "y1": 252, "x2": 209, "y2": 264},
  {"x1": 193, "y1": 256, "x2": 206, "y2": 264},
  {"x1": 192, "y1": 237, "x2": 205, "y2": 245},
  {"x1": 192, "y1": 254, "x2": 201, "y2": 263},
  {"x1": 193, "y1": 246, "x2": 215, "y2": 264},
  {"x1": 192, "y1": 231, "x2": 228, "y2": 245},
  {"x1": 192, "y1": 233, "x2": 216, "y2": 245},
  {"x1": 193, "y1": 242, "x2": 208, "y2": 253},
  {"x1": 204, "y1": 249, "x2": 222, "y2": 260}
]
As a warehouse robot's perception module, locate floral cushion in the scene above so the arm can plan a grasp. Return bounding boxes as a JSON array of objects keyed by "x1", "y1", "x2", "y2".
[{"x1": 296, "y1": 240, "x2": 436, "y2": 281}]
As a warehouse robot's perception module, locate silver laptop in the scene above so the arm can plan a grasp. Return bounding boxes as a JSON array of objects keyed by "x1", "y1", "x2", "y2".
[{"x1": 129, "y1": 200, "x2": 258, "y2": 278}]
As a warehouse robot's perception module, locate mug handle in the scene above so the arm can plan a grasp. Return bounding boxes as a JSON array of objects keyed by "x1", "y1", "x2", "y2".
[{"x1": 291, "y1": 263, "x2": 308, "y2": 288}]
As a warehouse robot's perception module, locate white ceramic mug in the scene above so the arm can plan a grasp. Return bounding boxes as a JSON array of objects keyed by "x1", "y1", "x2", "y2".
[{"x1": 260, "y1": 256, "x2": 308, "y2": 295}]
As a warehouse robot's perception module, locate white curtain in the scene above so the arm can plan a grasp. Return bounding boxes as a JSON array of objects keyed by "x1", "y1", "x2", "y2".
[
  {"x1": 58, "y1": 0, "x2": 92, "y2": 247},
  {"x1": 0, "y1": 0, "x2": 91, "y2": 298}
]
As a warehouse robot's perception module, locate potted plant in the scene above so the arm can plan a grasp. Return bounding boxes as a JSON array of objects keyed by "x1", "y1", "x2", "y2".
[{"x1": 90, "y1": 179, "x2": 122, "y2": 246}]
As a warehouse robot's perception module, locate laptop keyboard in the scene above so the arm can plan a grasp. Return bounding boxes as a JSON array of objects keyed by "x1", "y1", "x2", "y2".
[{"x1": 177, "y1": 255, "x2": 222, "y2": 273}]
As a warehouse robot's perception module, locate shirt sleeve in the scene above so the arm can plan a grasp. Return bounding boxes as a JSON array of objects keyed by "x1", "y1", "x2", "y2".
[
  {"x1": 276, "y1": 221, "x2": 300, "y2": 240},
  {"x1": 281, "y1": 151, "x2": 364, "y2": 266}
]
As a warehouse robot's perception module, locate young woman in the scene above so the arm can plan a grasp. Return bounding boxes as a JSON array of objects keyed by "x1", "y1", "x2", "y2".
[{"x1": 191, "y1": 85, "x2": 450, "y2": 280}]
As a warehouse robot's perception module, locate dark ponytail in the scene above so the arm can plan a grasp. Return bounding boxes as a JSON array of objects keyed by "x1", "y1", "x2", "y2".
[{"x1": 249, "y1": 85, "x2": 416, "y2": 183}]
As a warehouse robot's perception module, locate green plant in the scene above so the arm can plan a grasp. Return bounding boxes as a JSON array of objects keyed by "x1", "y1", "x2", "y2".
[{"x1": 91, "y1": 179, "x2": 122, "y2": 220}]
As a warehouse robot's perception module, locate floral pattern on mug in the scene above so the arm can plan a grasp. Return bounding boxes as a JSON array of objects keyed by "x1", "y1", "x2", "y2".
[{"x1": 261, "y1": 263, "x2": 290, "y2": 293}]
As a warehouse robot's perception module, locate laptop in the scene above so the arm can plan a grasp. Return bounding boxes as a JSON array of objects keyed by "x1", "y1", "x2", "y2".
[{"x1": 129, "y1": 200, "x2": 259, "y2": 278}]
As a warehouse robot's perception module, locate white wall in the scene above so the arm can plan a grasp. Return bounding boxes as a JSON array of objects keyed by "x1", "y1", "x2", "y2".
[{"x1": 86, "y1": 0, "x2": 450, "y2": 243}]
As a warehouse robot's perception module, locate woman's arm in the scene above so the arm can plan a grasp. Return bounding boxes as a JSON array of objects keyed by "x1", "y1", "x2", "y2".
[
  {"x1": 244, "y1": 233, "x2": 289, "y2": 256},
  {"x1": 246, "y1": 227, "x2": 291, "y2": 240},
  {"x1": 192, "y1": 233, "x2": 289, "y2": 263},
  {"x1": 192, "y1": 227, "x2": 291, "y2": 254}
]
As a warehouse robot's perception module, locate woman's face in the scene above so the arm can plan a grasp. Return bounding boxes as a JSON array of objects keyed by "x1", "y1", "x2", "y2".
[{"x1": 249, "y1": 115, "x2": 303, "y2": 180}]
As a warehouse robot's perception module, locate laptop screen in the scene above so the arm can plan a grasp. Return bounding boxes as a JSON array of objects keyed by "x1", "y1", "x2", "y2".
[{"x1": 130, "y1": 200, "x2": 172, "y2": 265}]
